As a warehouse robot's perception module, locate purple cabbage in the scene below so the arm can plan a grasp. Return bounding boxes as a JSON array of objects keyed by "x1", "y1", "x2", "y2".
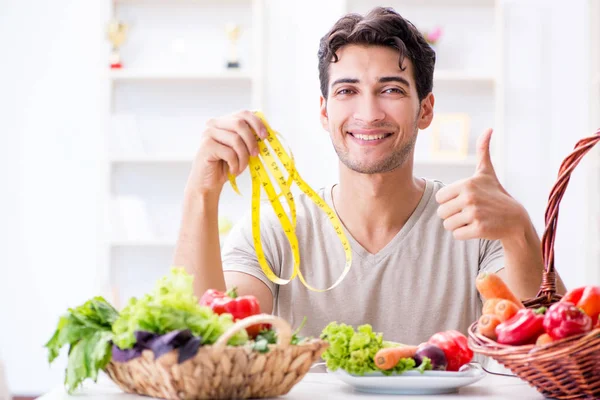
[{"x1": 112, "y1": 329, "x2": 202, "y2": 364}]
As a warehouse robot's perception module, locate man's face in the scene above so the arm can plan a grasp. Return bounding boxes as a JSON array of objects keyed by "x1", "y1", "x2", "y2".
[{"x1": 320, "y1": 44, "x2": 433, "y2": 174}]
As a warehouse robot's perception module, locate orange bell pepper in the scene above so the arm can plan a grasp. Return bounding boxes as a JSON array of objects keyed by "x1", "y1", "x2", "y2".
[
  {"x1": 579, "y1": 286, "x2": 600, "y2": 325},
  {"x1": 561, "y1": 285, "x2": 600, "y2": 325}
]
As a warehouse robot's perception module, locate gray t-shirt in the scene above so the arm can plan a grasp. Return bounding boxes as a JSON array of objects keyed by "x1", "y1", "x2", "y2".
[{"x1": 222, "y1": 178, "x2": 504, "y2": 345}]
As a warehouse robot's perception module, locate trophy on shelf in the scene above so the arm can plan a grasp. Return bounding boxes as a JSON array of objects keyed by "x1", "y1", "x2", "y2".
[
  {"x1": 107, "y1": 18, "x2": 128, "y2": 69},
  {"x1": 225, "y1": 22, "x2": 241, "y2": 69}
]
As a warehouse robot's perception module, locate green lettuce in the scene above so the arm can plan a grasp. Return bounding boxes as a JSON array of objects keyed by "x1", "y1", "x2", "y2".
[
  {"x1": 44, "y1": 297, "x2": 118, "y2": 393},
  {"x1": 112, "y1": 267, "x2": 248, "y2": 349},
  {"x1": 320, "y1": 322, "x2": 432, "y2": 376}
]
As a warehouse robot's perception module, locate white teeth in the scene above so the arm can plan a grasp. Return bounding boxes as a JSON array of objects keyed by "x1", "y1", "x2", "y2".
[{"x1": 353, "y1": 133, "x2": 387, "y2": 141}]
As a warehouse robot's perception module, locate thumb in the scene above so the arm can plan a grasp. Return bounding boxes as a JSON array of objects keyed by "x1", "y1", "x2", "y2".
[{"x1": 475, "y1": 128, "x2": 496, "y2": 176}]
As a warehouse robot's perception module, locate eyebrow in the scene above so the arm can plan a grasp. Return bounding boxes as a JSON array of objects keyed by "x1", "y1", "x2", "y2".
[{"x1": 331, "y1": 76, "x2": 411, "y2": 88}]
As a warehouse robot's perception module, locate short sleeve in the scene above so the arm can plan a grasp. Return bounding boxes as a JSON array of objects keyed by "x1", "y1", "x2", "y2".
[
  {"x1": 478, "y1": 238, "x2": 505, "y2": 275},
  {"x1": 221, "y1": 211, "x2": 280, "y2": 297}
]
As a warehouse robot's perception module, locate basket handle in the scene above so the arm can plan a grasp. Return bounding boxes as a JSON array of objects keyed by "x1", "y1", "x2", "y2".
[
  {"x1": 535, "y1": 130, "x2": 600, "y2": 302},
  {"x1": 213, "y1": 314, "x2": 293, "y2": 351}
]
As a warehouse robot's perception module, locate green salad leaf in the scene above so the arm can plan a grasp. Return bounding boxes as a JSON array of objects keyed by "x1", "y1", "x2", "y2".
[
  {"x1": 44, "y1": 297, "x2": 118, "y2": 394},
  {"x1": 320, "y1": 322, "x2": 432, "y2": 376},
  {"x1": 112, "y1": 267, "x2": 248, "y2": 349}
]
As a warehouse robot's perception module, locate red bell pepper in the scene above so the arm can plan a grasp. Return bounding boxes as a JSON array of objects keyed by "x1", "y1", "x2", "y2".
[
  {"x1": 495, "y1": 307, "x2": 546, "y2": 345},
  {"x1": 427, "y1": 330, "x2": 473, "y2": 372},
  {"x1": 543, "y1": 301, "x2": 592, "y2": 340},
  {"x1": 199, "y1": 287, "x2": 265, "y2": 338},
  {"x1": 199, "y1": 288, "x2": 228, "y2": 308}
]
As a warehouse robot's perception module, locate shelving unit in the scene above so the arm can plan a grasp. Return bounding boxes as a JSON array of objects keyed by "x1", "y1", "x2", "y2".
[
  {"x1": 99, "y1": 0, "x2": 507, "y2": 304},
  {"x1": 344, "y1": 0, "x2": 505, "y2": 184},
  {"x1": 101, "y1": 0, "x2": 265, "y2": 305},
  {"x1": 433, "y1": 70, "x2": 496, "y2": 84},
  {"x1": 109, "y1": 69, "x2": 254, "y2": 82}
]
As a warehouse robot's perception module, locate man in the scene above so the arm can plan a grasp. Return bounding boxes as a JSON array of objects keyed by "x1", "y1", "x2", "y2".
[{"x1": 173, "y1": 7, "x2": 565, "y2": 344}]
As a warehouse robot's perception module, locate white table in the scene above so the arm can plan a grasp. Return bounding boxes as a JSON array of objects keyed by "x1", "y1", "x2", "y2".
[{"x1": 38, "y1": 371, "x2": 545, "y2": 400}]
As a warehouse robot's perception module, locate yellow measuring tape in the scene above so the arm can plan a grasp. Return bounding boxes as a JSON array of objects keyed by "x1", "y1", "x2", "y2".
[{"x1": 227, "y1": 111, "x2": 352, "y2": 292}]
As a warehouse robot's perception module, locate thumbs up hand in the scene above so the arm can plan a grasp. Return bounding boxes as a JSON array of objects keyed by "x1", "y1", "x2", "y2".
[{"x1": 435, "y1": 129, "x2": 527, "y2": 241}]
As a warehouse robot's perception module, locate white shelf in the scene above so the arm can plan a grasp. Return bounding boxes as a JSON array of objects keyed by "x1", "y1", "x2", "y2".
[
  {"x1": 111, "y1": 239, "x2": 176, "y2": 247},
  {"x1": 110, "y1": 154, "x2": 477, "y2": 167},
  {"x1": 434, "y1": 70, "x2": 495, "y2": 84},
  {"x1": 109, "y1": 69, "x2": 254, "y2": 82},
  {"x1": 110, "y1": 155, "x2": 194, "y2": 164}
]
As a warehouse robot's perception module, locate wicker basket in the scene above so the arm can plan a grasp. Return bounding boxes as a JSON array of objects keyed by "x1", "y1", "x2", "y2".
[
  {"x1": 468, "y1": 131, "x2": 600, "y2": 400},
  {"x1": 104, "y1": 314, "x2": 329, "y2": 399}
]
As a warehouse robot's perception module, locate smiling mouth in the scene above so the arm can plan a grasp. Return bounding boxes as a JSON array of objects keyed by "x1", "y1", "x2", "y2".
[{"x1": 348, "y1": 132, "x2": 393, "y2": 141}]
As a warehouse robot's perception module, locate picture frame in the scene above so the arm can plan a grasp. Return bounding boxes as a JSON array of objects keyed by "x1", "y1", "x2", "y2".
[{"x1": 430, "y1": 113, "x2": 470, "y2": 160}]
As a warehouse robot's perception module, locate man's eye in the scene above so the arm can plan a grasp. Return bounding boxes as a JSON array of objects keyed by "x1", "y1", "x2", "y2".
[
  {"x1": 384, "y1": 88, "x2": 405, "y2": 94},
  {"x1": 337, "y1": 88, "x2": 354, "y2": 95}
]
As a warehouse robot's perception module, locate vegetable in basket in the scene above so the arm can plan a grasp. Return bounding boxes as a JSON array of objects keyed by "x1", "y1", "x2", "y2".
[
  {"x1": 475, "y1": 272, "x2": 524, "y2": 308},
  {"x1": 477, "y1": 314, "x2": 502, "y2": 340},
  {"x1": 199, "y1": 287, "x2": 268, "y2": 338},
  {"x1": 561, "y1": 285, "x2": 600, "y2": 326},
  {"x1": 543, "y1": 301, "x2": 592, "y2": 340},
  {"x1": 44, "y1": 297, "x2": 119, "y2": 394},
  {"x1": 495, "y1": 307, "x2": 546, "y2": 345},
  {"x1": 112, "y1": 267, "x2": 248, "y2": 350},
  {"x1": 45, "y1": 267, "x2": 248, "y2": 394}
]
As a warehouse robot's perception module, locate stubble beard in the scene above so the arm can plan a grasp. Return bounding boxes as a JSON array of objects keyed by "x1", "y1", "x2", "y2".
[{"x1": 333, "y1": 119, "x2": 419, "y2": 175}]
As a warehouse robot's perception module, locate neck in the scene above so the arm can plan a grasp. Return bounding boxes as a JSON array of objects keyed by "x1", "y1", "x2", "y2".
[{"x1": 332, "y1": 160, "x2": 426, "y2": 243}]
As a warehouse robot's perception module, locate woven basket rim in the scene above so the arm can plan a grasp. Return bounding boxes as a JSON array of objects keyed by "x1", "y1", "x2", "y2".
[
  {"x1": 468, "y1": 321, "x2": 600, "y2": 358},
  {"x1": 107, "y1": 336, "x2": 329, "y2": 366}
]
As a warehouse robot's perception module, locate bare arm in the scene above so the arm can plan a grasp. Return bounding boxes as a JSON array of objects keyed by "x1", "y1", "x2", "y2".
[
  {"x1": 497, "y1": 214, "x2": 567, "y2": 300},
  {"x1": 173, "y1": 190, "x2": 226, "y2": 296},
  {"x1": 172, "y1": 110, "x2": 274, "y2": 312},
  {"x1": 436, "y1": 128, "x2": 567, "y2": 300}
]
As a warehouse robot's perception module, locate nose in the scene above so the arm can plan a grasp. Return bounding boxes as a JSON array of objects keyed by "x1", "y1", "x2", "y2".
[{"x1": 353, "y1": 95, "x2": 385, "y2": 124}]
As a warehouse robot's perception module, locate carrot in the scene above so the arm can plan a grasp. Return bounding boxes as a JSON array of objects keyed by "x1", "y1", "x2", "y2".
[
  {"x1": 374, "y1": 346, "x2": 418, "y2": 370},
  {"x1": 535, "y1": 333, "x2": 554, "y2": 346},
  {"x1": 477, "y1": 314, "x2": 502, "y2": 340},
  {"x1": 482, "y1": 298, "x2": 503, "y2": 315},
  {"x1": 494, "y1": 299, "x2": 520, "y2": 322},
  {"x1": 476, "y1": 272, "x2": 524, "y2": 308}
]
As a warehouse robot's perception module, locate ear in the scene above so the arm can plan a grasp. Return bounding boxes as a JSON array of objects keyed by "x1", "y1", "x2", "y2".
[
  {"x1": 319, "y1": 96, "x2": 330, "y2": 132},
  {"x1": 417, "y1": 93, "x2": 435, "y2": 130}
]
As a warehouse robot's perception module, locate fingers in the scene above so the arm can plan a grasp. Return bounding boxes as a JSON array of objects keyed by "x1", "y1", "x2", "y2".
[
  {"x1": 441, "y1": 208, "x2": 472, "y2": 232},
  {"x1": 208, "y1": 128, "x2": 251, "y2": 174},
  {"x1": 209, "y1": 141, "x2": 240, "y2": 176},
  {"x1": 436, "y1": 196, "x2": 464, "y2": 220},
  {"x1": 451, "y1": 224, "x2": 478, "y2": 241},
  {"x1": 435, "y1": 178, "x2": 466, "y2": 204},
  {"x1": 475, "y1": 128, "x2": 494, "y2": 174},
  {"x1": 208, "y1": 111, "x2": 268, "y2": 157}
]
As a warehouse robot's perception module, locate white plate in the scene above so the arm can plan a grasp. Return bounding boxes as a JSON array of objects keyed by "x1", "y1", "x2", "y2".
[{"x1": 328, "y1": 364, "x2": 486, "y2": 395}]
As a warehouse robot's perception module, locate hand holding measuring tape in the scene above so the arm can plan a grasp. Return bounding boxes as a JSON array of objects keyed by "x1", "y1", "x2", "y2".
[{"x1": 190, "y1": 110, "x2": 352, "y2": 292}]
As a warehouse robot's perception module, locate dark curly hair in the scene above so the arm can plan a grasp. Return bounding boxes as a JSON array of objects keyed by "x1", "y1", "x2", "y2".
[{"x1": 318, "y1": 7, "x2": 435, "y2": 102}]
